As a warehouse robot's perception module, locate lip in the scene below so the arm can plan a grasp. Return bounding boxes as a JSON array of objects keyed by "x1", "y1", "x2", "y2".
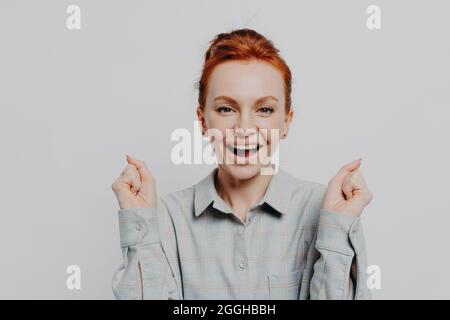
[{"x1": 225, "y1": 144, "x2": 263, "y2": 157}]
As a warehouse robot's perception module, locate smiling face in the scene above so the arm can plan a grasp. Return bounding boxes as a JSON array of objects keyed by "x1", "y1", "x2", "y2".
[{"x1": 197, "y1": 59, "x2": 293, "y2": 180}]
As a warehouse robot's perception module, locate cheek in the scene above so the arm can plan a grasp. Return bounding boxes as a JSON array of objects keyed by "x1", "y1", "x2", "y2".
[
  {"x1": 255, "y1": 112, "x2": 285, "y2": 128},
  {"x1": 255, "y1": 116, "x2": 285, "y2": 143},
  {"x1": 207, "y1": 112, "x2": 235, "y2": 130}
]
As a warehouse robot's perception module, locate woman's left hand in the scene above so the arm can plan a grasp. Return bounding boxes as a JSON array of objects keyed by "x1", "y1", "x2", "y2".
[{"x1": 321, "y1": 159, "x2": 373, "y2": 217}]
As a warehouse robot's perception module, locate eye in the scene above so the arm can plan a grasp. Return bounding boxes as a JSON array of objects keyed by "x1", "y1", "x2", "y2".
[
  {"x1": 217, "y1": 105, "x2": 235, "y2": 113},
  {"x1": 258, "y1": 106, "x2": 274, "y2": 114}
]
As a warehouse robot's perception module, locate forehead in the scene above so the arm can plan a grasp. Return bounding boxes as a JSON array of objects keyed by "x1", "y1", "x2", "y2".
[{"x1": 205, "y1": 60, "x2": 285, "y2": 104}]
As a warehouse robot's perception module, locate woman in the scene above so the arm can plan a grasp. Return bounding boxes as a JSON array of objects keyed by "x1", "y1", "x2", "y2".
[{"x1": 111, "y1": 28, "x2": 373, "y2": 300}]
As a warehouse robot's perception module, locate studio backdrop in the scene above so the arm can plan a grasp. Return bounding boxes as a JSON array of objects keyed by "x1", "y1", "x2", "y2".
[{"x1": 0, "y1": 0, "x2": 449, "y2": 299}]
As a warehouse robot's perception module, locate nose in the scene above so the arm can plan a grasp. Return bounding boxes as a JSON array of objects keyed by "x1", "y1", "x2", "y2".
[{"x1": 234, "y1": 113, "x2": 257, "y2": 140}]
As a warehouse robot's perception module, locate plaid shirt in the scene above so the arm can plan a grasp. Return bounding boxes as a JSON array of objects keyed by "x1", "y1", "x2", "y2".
[{"x1": 112, "y1": 167, "x2": 371, "y2": 300}]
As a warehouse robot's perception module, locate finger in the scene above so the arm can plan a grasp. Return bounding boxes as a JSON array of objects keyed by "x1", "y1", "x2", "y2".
[
  {"x1": 351, "y1": 170, "x2": 369, "y2": 191},
  {"x1": 330, "y1": 158, "x2": 362, "y2": 187},
  {"x1": 342, "y1": 173, "x2": 354, "y2": 201},
  {"x1": 126, "y1": 154, "x2": 153, "y2": 182},
  {"x1": 121, "y1": 164, "x2": 141, "y2": 191},
  {"x1": 342, "y1": 170, "x2": 371, "y2": 203},
  {"x1": 352, "y1": 171, "x2": 373, "y2": 203}
]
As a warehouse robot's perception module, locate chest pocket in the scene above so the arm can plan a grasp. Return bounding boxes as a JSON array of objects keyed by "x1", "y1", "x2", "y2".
[{"x1": 268, "y1": 268, "x2": 303, "y2": 300}]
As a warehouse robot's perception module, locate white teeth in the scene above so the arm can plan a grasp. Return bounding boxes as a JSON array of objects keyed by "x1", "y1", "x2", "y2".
[
  {"x1": 237, "y1": 146, "x2": 254, "y2": 150},
  {"x1": 231, "y1": 145, "x2": 258, "y2": 150}
]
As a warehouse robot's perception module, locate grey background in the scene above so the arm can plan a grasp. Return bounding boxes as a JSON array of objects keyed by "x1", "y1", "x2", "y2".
[{"x1": 0, "y1": 0, "x2": 449, "y2": 299}]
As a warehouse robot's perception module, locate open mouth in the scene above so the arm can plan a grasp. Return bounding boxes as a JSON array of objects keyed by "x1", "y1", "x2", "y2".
[{"x1": 226, "y1": 144, "x2": 262, "y2": 157}]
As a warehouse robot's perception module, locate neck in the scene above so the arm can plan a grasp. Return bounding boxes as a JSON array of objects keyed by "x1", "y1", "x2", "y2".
[{"x1": 215, "y1": 166, "x2": 272, "y2": 218}]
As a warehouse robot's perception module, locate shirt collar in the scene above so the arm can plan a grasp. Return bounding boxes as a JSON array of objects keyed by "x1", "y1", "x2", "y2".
[{"x1": 194, "y1": 167, "x2": 296, "y2": 217}]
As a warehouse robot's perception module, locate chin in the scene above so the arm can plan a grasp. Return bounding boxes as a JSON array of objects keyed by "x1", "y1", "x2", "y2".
[{"x1": 220, "y1": 163, "x2": 262, "y2": 181}]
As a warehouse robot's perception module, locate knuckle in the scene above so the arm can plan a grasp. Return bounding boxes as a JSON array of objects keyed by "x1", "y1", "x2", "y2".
[{"x1": 112, "y1": 181, "x2": 122, "y2": 192}]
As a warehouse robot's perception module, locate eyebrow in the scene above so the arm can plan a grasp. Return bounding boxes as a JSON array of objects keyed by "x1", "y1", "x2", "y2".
[{"x1": 213, "y1": 95, "x2": 279, "y2": 106}]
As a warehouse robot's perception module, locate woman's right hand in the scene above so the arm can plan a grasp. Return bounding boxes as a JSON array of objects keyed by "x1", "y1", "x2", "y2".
[{"x1": 111, "y1": 154, "x2": 157, "y2": 210}]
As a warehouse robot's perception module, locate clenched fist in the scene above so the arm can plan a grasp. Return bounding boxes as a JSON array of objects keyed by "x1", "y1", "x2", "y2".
[
  {"x1": 111, "y1": 154, "x2": 157, "y2": 210},
  {"x1": 321, "y1": 158, "x2": 373, "y2": 217}
]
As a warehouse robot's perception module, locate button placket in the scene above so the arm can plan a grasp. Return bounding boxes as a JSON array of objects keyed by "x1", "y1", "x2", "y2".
[{"x1": 236, "y1": 224, "x2": 248, "y2": 272}]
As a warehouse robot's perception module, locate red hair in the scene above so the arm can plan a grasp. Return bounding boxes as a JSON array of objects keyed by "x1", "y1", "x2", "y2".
[{"x1": 196, "y1": 28, "x2": 292, "y2": 112}]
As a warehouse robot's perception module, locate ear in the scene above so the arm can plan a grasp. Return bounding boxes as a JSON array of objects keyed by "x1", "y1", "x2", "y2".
[
  {"x1": 196, "y1": 105, "x2": 206, "y2": 134},
  {"x1": 282, "y1": 109, "x2": 294, "y2": 139}
]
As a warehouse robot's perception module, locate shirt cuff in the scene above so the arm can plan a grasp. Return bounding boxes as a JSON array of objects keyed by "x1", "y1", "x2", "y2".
[
  {"x1": 117, "y1": 207, "x2": 159, "y2": 247},
  {"x1": 316, "y1": 209, "x2": 361, "y2": 256}
]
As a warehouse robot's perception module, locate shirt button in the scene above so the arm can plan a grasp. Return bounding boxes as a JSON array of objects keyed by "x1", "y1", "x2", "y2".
[
  {"x1": 239, "y1": 262, "x2": 246, "y2": 269},
  {"x1": 135, "y1": 222, "x2": 143, "y2": 231}
]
